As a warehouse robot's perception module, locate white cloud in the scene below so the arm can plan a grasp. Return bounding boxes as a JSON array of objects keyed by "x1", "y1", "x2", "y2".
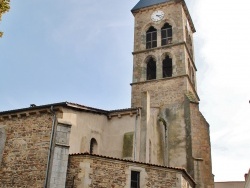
[{"x1": 192, "y1": 0, "x2": 250, "y2": 181}]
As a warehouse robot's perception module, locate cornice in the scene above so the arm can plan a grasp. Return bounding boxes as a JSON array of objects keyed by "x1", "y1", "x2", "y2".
[{"x1": 131, "y1": 74, "x2": 200, "y2": 101}]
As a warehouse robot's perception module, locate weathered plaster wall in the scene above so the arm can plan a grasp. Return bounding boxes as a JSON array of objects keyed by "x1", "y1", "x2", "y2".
[
  {"x1": 132, "y1": 77, "x2": 191, "y2": 169},
  {"x1": 148, "y1": 107, "x2": 165, "y2": 165},
  {"x1": 62, "y1": 108, "x2": 107, "y2": 155},
  {"x1": 62, "y1": 108, "x2": 139, "y2": 159},
  {"x1": 0, "y1": 112, "x2": 53, "y2": 187},
  {"x1": 102, "y1": 115, "x2": 137, "y2": 159},
  {"x1": 66, "y1": 154, "x2": 195, "y2": 188}
]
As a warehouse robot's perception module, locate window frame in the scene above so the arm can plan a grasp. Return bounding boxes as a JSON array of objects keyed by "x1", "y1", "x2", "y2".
[
  {"x1": 146, "y1": 57, "x2": 156, "y2": 80},
  {"x1": 162, "y1": 55, "x2": 172, "y2": 78},
  {"x1": 90, "y1": 138, "x2": 98, "y2": 154},
  {"x1": 161, "y1": 23, "x2": 172, "y2": 46},
  {"x1": 130, "y1": 170, "x2": 140, "y2": 188},
  {"x1": 146, "y1": 26, "x2": 157, "y2": 49}
]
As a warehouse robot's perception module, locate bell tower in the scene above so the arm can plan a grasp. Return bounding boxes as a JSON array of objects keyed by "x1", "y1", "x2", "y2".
[{"x1": 131, "y1": 0, "x2": 214, "y2": 187}]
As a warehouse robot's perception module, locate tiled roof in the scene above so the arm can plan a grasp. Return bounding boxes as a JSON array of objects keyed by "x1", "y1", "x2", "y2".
[
  {"x1": 0, "y1": 101, "x2": 139, "y2": 116},
  {"x1": 132, "y1": 0, "x2": 172, "y2": 12}
]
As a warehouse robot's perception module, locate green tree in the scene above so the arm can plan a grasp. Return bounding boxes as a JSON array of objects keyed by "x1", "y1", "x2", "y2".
[{"x1": 0, "y1": 0, "x2": 10, "y2": 37}]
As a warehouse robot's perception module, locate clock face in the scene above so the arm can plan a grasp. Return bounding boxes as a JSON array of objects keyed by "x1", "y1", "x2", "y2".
[{"x1": 151, "y1": 10, "x2": 164, "y2": 22}]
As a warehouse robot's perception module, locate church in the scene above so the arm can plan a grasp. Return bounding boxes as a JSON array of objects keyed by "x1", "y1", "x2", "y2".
[{"x1": 0, "y1": 0, "x2": 214, "y2": 187}]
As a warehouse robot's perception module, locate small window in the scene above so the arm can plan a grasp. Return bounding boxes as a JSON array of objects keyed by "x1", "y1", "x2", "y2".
[
  {"x1": 90, "y1": 138, "x2": 98, "y2": 154},
  {"x1": 131, "y1": 171, "x2": 140, "y2": 188},
  {"x1": 146, "y1": 26, "x2": 157, "y2": 49},
  {"x1": 162, "y1": 55, "x2": 172, "y2": 78},
  {"x1": 146, "y1": 57, "x2": 156, "y2": 80},
  {"x1": 161, "y1": 23, "x2": 172, "y2": 46}
]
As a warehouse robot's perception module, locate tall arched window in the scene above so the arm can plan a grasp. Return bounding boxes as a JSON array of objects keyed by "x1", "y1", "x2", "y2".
[
  {"x1": 146, "y1": 26, "x2": 157, "y2": 49},
  {"x1": 161, "y1": 23, "x2": 172, "y2": 46},
  {"x1": 162, "y1": 55, "x2": 172, "y2": 78},
  {"x1": 90, "y1": 138, "x2": 98, "y2": 154},
  {"x1": 147, "y1": 57, "x2": 156, "y2": 80}
]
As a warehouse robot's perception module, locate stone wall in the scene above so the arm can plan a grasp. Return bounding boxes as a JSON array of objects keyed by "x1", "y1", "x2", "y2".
[
  {"x1": 132, "y1": 77, "x2": 194, "y2": 169},
  {"x1": 131, "y1": 76, "x2": 190, "y2": 108},
  {"x1": 132, "y1": 1, "x2": 196, "y2": 85},
  {"x1": 66, "y1": 153, "x2": 195, "y2": 188},
  {"x1": 133, "y1": 1, "x2": 184, "y2": 52},
  {"x1": 190, "y1": 102, "x2": 214, "y2": 188},
  {"x1": 0, "y1": 112, "x2": 54, "y2": 187}
]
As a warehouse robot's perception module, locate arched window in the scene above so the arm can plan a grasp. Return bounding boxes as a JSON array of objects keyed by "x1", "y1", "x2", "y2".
[
  {"x1": 161, "y1": 23, "x2": 172, "y2": 46},
  {"x1": 90, "y1": 138, "x2": 98, "y2": 154},
  {"x1": 146, "y1": 26, "x2": 157, "y2": 49},
  {"x1": 147, "y1": 57, "x2": 156, "y2": 80},
  {"x1": 162, "y1": 55, "x2": 172, "y2": 78}
]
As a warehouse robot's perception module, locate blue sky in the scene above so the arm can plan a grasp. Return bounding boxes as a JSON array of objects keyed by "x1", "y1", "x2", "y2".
[
  {"x1": 0, "y1": 0, "x2": 135, "y2": 110},
  {"x1": 1, "y1": 0, "x2": 250, "y2": 182}
]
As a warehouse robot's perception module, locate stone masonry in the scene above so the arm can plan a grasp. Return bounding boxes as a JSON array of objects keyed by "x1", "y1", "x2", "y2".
[
  {"x1": 131, "y1": 0, "x2": 214, "y2": 187},
  {"x1": 0, "y1": 111, "x2": 54, "y2": 187},
  {"x1": 66, "y1": 153, "x2": 195, "y2": 188},
  {"x1": 0, "y1": 1, "x2": 214, "y2": 188}
]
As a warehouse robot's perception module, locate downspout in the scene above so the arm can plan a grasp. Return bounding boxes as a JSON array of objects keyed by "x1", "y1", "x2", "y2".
[
  {"x1": 133, "y1": 108, "x2": 140, "y2": 161},
  {"x1": 44, "y1": 106, "x2": 57, "y2": 188}
]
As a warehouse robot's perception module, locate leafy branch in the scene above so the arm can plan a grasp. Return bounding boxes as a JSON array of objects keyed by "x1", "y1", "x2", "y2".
[{"x1": 0, "y1": 0, "x2": 10, "y2": 37}]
